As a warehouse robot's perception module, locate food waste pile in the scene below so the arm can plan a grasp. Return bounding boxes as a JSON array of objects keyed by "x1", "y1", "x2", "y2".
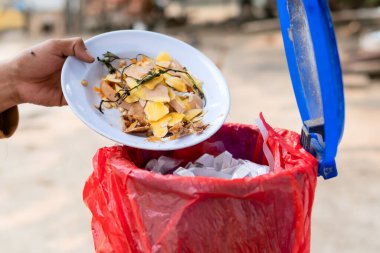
[{"x1": 91, "y1": 51, "x2": 208, "y2": 142}]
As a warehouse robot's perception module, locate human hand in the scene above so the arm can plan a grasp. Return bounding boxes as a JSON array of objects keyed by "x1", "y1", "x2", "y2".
[{"x1": 7, "y1": 37, "x2": 94, "y2": 107}]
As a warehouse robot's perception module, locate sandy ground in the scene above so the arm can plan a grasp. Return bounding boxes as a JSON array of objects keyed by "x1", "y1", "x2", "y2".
[{"x1": 0, "y1": 29, "x2": 379, "y2": 253}]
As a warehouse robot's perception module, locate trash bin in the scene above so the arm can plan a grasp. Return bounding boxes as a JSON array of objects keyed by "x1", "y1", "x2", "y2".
[
  {"x1": 84, "y1": 118, "x2": 319, "y2": 253},
  {"x1": 83, "y1": 0, "x2": 345, "y2": 252}
]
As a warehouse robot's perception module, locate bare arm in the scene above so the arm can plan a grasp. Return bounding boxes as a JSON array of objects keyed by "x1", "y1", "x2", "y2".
[
  {"x1": 0, "y1": 37, "x2": 94, "y2": 137},
  {"x1": 0, "y1": 59, "x2": 18, "y2": 113}
]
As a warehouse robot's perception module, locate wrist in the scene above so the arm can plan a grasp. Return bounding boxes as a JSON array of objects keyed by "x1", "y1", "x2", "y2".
[{"x1": 0, "y1": 59, "x2": 20, "y2": 113}]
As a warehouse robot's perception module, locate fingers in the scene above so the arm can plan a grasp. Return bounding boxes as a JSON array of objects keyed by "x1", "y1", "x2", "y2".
[{"x1": 57, "y1": 37, "x2": 95, "y2": 63}]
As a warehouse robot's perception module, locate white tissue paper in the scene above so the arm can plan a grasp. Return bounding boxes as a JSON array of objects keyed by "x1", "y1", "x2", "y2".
[
  {"x1": 145, "y1": 151, "x2": 269, "y2": 179},
  {"x1": 145, "y1": 118, "x2": 273, "y2": 179},
  {"x1": 145, "y1": 156, "x2": 183, "y2": 174}
]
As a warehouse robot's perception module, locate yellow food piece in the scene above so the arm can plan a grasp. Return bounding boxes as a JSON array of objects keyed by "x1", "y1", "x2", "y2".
[
  {"x1": 105, "y1": 74, "x2": 122, "y2": 83},
  {"x1": 167, "y1": 113, "x2": 185, "y2": 127},
  {"x1": 162, "y1": 73, "x2": 172, "y2": 80},
  {"x1": 124, "y1": 121, "x2": 137, "y2": 132},
  {"x1": 144, "y1": 101, "x2": 169, "y2": 121},
  {"x1": 115, "y1": 84, "x2": 122, "y2": 92},
  {"x1": 103, "y1": 102, "x2": 112, "y2": 109},
  {"x1": 193, "y1": 77, "x2": 203, "y2": 92},
  {"x1": 130, "y1": 83, "x2": 170, "y2": 102},
  {"x1": 156, "y1": 51, "x2": 172, "y2": 62},
  {"x1": 150, "y1": 115, "x2": 172, "y2": 138},
  {"x1": 184, "y1": 109, "x2": 203, "y2": 121},
  {"x1": 181, "y1": 98, "x2": 192, "y2": 110},
  {"x1": 169, "y1": 134, "x2": 179, "y2": 141},
  {"x1": 168, "y1": 88, "x2": 176, "y2": 100},
  {"x1": 126, "y1": 77, "x2": 139, "y2": 89},
  {"x1": 165, "y1": 76, "x2": 187, "y2": 92},
  {"x1": 191, "y1": 111, "x2": 206, "y2": 122},
  {"x1": 181, "y1": 73, "x2": 203, "y2": 92},
  {"x1": 180, "y1": 73, "x2": 193, "y2": 87},
  {"x1": 130, "y1": 86, "x2": 145, "y2": 99},
  {"x1": 147, "y1": 136, "x2": 162, "y2": 142},
  {"x1": 144, "y1": 76, "x2": 164, "y2": 90},
  {"x1": 115, "y1": 84, "x2": 126, "y2": 97},
  {"x1": 125, "y1": 94, "x2": 139, "y2": 103}
]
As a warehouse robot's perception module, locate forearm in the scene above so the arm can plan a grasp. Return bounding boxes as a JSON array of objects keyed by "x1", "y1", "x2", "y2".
[{"x1": 0, "y1": 59, "x2": 19, "y2": 113}]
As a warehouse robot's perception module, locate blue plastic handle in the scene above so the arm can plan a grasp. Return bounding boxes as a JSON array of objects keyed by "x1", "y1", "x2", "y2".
[{"x1": 277, "y1": 0, "x2": 345, "y2": 179}]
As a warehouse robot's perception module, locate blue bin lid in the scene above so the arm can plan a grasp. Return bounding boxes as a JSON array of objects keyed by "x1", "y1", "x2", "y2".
[{"x1": 277, "y1": 0, "x2": 345, "y2": 179}]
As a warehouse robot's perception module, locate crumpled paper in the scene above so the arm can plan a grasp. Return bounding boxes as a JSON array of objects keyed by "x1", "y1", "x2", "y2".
[
  {"x1": 145, "y1": 118, "x2": 272, "y2": 179},
  {"x1": 145, "y1": 151, "x2": 269, "y2": 179},
  {"x1": 145, "y1": 156, "x2": 183, "y2": 174}
]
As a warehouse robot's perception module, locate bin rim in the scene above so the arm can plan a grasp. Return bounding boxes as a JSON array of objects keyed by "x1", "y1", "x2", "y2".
[{"x1": 98, "y1": 122, "x2": 318, "y2": 195}]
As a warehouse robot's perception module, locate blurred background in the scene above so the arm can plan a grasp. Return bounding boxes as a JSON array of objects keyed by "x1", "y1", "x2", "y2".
[{"x1": 0, "y1": 0, "x2": 379, "y2": 252}]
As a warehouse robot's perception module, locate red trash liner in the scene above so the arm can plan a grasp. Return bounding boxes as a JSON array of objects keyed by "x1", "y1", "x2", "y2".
[{"x1": 83, "y1": 119, "x2": 318, "y2": 253}]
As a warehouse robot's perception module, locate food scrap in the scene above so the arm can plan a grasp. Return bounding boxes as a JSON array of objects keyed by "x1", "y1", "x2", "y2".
[
  {"x1": 94, "y1": 51, "x2": 208, "y2": 141},
  {"x1": 81, "y1": 79, "x2": 89, "y2": 87}
]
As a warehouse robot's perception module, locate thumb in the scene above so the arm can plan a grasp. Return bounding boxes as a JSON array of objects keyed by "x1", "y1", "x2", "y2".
[{"x1": 59, "y1": 37, "x2": 95, "y2": 63}]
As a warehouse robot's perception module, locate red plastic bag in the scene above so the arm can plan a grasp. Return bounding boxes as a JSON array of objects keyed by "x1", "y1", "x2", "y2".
[{"x1": 83, "y1": 118, "x2": 318, "y2": 253}]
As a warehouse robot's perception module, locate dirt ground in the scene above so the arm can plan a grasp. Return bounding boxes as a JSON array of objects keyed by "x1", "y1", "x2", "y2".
[{"x1": 0, "y1": 28, "x2": 379, "y2": 252}]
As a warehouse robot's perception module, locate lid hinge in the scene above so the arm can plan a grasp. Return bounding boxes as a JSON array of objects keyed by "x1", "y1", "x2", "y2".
[{"x1": 301, "y1": 117, "x2": 338, "y2": 179}]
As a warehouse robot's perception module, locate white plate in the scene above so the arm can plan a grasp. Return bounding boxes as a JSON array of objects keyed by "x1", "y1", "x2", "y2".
[{"x1": 61, "y1": 30, "x2": 230, "y2": 150}]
